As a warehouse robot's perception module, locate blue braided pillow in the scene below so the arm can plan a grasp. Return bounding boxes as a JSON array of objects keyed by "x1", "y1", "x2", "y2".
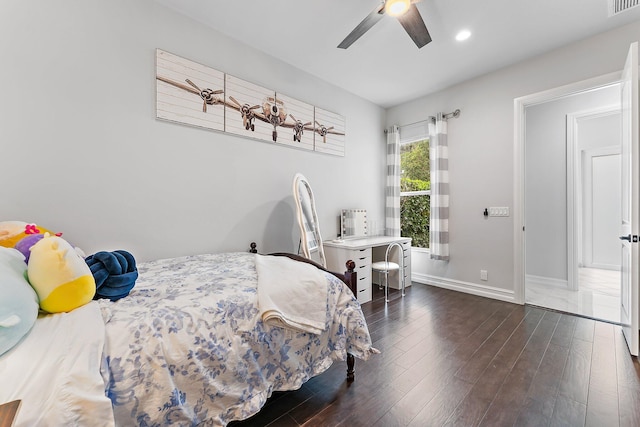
[{"x1": 85, "y1": 250, "x2": 138, "y2": 301}]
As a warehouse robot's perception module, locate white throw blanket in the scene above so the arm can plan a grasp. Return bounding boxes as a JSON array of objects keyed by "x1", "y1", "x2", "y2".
[{"x1": 255, "y1": 254, "x2": 329, "y2": 335}]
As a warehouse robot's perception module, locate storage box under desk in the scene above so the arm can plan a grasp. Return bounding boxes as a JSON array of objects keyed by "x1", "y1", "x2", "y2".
[{"x1": 324, "y1": 246, "x2": 372, "y2": 304}]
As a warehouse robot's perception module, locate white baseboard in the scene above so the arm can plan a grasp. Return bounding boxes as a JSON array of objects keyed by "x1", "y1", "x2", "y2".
[
  {"x1": 585, "y1": 263, "x2": 620, "y2": 271},
  {"x1": 525, "y1": 274, "x2": 568, "y2": 289},
  {"x1": 412, "y1": 273, "x2": 517, "y2": 303}
]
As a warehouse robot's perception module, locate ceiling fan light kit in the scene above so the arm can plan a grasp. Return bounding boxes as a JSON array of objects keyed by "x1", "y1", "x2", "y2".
[
  {"x1": 338, "y1": 0, "x2": 432, "y2": 49},
  {"x1": 385, "y1": 0, "x2": 410, "y2": 16}
]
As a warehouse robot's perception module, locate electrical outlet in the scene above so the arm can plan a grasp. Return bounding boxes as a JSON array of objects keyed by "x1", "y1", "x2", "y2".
[
  {"x1": 480, "y1": 270, "x2": 488, "y2": 281},
  {"x1": 488, "y1": 207, "x2": 510, "y2": 217}
]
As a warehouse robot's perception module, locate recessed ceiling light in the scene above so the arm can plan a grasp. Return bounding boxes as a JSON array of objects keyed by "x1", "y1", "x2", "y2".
[{"x1": 455, "y1": 30, "x2": 471, "y2": 42}]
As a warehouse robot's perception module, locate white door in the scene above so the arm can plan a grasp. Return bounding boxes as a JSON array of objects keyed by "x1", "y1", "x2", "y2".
[
  {"x1": 620, "y1": 42, "x2": 639, "y2": 356},
  {"x1": 586, "y1": 148, "x2": 621, "y2": 270}
]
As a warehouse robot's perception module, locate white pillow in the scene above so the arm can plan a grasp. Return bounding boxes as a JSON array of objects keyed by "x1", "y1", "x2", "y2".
[{"x1": 0, "y1": 302, "x2": 114, "y2": 427}]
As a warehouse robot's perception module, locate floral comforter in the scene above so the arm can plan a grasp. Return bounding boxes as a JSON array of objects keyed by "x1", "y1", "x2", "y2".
[{"x1": 97, "y1": 252, "x2": 376, "y2": 426}]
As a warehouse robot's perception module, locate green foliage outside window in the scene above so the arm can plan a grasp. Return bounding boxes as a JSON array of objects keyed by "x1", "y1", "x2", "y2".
[
  {"x1": 400, "y1": 139, "x2": 430, "y2": 248},
  {"x1": 400, "y1": 139, "x2": 430, "y2": 182}
]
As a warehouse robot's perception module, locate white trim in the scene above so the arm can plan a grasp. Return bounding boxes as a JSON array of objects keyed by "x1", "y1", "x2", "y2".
[
  {"x1": 590, "y1": 262, "x2": 622, "y2": 271},
  {"x1": 514, "y1": 97, "x2": 526, "y2": 304},
  {"x1": 514, "y1": 71, "x2": 621, "y2": 107},
  {"x1": 525, "y1": 274, "x2": 569, "y2": 289},
  {"x1": 514, "y1": 71, "x2": 622, "y2": 306},
  {"x1": 410, "y1": 246, "x2": 430, "y2": 254},
  {"x1": 400, "y1": 190, "x2": 430, "y2": 196},
  {"x1": 412, "y1": 273, "x2": 516, "y2": 303},
  {"x1": 567, "y1": 105, "x2": 620, "y2": 291}
]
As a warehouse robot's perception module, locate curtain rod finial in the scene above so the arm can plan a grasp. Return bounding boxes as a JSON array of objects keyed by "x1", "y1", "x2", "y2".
[{"x1": 441, "y1": 109, "x2": 461, "y2": 120}]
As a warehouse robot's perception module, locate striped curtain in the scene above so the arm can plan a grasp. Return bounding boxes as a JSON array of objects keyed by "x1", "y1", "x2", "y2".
[
  {"x1": 429, "y1": 114, "x2": 450, "y2": 261},
  {"x1": 385, "y1": 125, "x2": 401, "y2": 237}
]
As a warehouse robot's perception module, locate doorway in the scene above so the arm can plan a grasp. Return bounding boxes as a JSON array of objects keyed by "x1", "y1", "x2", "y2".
[
  {"x1": 577, "y1": 142, "x2": 621, "y2": 321},
  {"x1": 556, "y1": 106, "x2": 621, "y2": 322},
  {"x1": 515, "y1": 76, "x2": 623, "y2": 323}
]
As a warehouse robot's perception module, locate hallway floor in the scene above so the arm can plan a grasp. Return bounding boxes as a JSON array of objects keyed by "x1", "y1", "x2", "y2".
[{"x1": 526, "y1": 268, "x2": 620, "y2": 323}]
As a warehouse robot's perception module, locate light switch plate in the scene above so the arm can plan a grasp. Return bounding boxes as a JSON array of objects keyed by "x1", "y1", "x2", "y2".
[{"x1": 489, "y1": 207, "x2": 509, "y2": 217}]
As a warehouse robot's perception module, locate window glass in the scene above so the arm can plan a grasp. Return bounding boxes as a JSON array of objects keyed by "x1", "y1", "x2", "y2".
[{"x1": 400, "y1": 138, "x2": 430, "y2": 248}]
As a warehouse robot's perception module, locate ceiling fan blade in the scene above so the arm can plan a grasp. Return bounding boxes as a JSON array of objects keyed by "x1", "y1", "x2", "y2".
[
  {"x1": 396, "y1": 4, "x2": 431, "y2": 48},
  {"x1": 337, "y1": 4, "x2": 385, "y2": 49}
]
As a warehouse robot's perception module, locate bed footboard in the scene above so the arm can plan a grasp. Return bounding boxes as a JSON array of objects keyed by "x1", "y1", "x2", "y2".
[{"x1": 250, "y1": 243, "x2": 359, "y2": 381}]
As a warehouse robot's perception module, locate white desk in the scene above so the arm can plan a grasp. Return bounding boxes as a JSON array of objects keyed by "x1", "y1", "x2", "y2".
[{"x1": 323, "y1": 236, "x2": 411, "y2": 304}]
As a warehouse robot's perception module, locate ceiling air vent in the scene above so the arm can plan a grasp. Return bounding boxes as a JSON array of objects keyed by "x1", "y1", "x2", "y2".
[{"x1": 609, "y1": 0, "x2": 639, "y2": 16}]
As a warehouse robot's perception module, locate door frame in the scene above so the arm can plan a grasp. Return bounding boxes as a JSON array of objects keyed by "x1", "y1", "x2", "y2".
[
  {"x1": 620, "y1": 42, "x2": 639, "y2": 356},
  {"x1": 567, "y1": 106, "x2": 621, "y2": 290},
  {"x1": 513, "y1": 71, "x2": 621, "y2": 304}
]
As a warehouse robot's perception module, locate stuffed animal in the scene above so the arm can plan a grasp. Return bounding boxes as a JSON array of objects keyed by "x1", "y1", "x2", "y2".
[
  {"x1": 27, "y1": 234, "x2": 96, "y2": 313},
  {"x1": 0, "y1": 247, "x2": 39, "y2": 356},
  {"x1": 0, "y1": 220, "x2": 86, "y2": 264},
  {"x1": 0, "y1": 221, "x2": 54, "y2": 249},
  {"x1": 14, "y1": 233, "x2": 46, "y2": 263}
]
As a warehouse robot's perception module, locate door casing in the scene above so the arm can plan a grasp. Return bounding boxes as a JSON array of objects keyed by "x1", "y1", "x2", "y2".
[{"x1": 513, "y1": 71, "x2": 622, "y2": 304}]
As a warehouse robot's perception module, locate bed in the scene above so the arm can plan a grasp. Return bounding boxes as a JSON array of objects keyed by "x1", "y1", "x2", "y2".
[{"x1": 0, "y1": 250, "x2": 377, "y2": 426}]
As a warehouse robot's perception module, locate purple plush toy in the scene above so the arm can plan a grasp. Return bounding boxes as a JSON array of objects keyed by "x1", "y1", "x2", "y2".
[{"x1": 14, "y1": 234, "x2": 45, "y2": 263}]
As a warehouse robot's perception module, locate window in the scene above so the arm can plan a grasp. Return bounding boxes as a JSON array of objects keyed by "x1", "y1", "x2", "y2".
[{"x1": 400, "y1": 138, "x2": 430, "y2": 248}]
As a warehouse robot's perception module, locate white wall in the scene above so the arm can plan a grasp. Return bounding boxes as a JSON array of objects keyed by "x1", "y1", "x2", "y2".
[
  {"x1": 0, "y1": 0, "x2": 386, "y2": 262},
  {"x1": 386, "y1": 21, "x2": 640, "y2": 301}
]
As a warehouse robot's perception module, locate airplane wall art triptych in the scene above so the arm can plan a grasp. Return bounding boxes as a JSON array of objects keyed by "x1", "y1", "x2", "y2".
[{"x1": 156, "y1": 49, "x2": 346, "y2": 157}]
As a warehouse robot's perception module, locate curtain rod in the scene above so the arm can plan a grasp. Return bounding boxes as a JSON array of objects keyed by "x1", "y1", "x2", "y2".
[
  {"x1": 398, "y1": 109, "x2": 461, "y2": 128},
  {"x1": 385, "y1": 109, "x2": 461, "y2": 133},
  {"x1": 430, "y1": 109, "x2": 461, "y2": 121}
]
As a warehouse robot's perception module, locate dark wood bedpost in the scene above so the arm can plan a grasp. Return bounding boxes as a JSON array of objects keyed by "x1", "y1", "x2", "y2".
[
  {"x1": 344, "y1": 260, "x2": 357, "y2": 382},
  {"x1": 347, "y1": 354, "x2": 355, "y2": 382},
  {"x1": 343, "y1": 259, "x2": 357, "y2": 296}
]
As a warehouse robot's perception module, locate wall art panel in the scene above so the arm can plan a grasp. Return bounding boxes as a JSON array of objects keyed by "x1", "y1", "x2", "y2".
[
  {"x1": 155, "y1": 49, "x2": 346, "y2": 156},
  {"x1": 225, "y1": 75, "x2": 275, "y2": 143},
  {"x1": 274, "y1": 93, "x2": 314, "y2": 151},
  {"x1": 156, "y1": 49, "x2": 225, "y2": 132},
  {"x1": 313, "y1": 107, "x2": 346, "y2": 156}
]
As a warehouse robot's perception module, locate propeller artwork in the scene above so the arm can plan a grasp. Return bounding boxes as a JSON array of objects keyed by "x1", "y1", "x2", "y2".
[
  {"x1": 314, "y1": 120, "x2": 337, "y2": 144},
  {"x1": 156, "y1": 74, "x2": 344, "y2": 144},
  {"x1": 289, "y1": 114, "x2": 313, "y2": 142},
  {"x1": 156, "y1": 76, "x2": 224, "y2": 113},
  {"x1": 185, "y1": 79, "x2": 224, "y2": 112},
  {"x1": 262, "y1": 97, "x2": 288, "y2": 142},
  {"x1": 338, "y1": 0, "x2": 431, "y2": 49},
  {"x1": 229, "y1": 96, "x2": 260, "y2": 131}
]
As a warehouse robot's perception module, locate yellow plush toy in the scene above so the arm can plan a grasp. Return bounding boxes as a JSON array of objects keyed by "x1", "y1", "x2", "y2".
[
  {"x1": 0, "y1": 221, "x2": 52, "y2": 249},
  {"x1": 27, "y1": 234, "x2": 96, "y2": 313}
]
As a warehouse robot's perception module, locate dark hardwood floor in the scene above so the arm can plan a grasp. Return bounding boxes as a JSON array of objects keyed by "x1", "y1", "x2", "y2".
[{"x1": 230, "y1": 283, "x2": 640, "y2": 426}]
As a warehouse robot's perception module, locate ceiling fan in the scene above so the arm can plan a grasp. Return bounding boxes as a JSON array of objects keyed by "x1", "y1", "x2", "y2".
[{"x1": 337, "y1": 0, "x2": 432, "y2": 49}]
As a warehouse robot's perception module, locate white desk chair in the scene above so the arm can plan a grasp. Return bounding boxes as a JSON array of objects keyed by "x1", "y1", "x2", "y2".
[{"x1": 371, "y1": 241, "x2": 406, "y2": 303}]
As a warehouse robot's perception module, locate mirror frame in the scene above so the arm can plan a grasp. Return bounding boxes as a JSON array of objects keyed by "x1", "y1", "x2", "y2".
[{"x1": 341, "y1": 209, "x2": 367, "y2": 239}]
